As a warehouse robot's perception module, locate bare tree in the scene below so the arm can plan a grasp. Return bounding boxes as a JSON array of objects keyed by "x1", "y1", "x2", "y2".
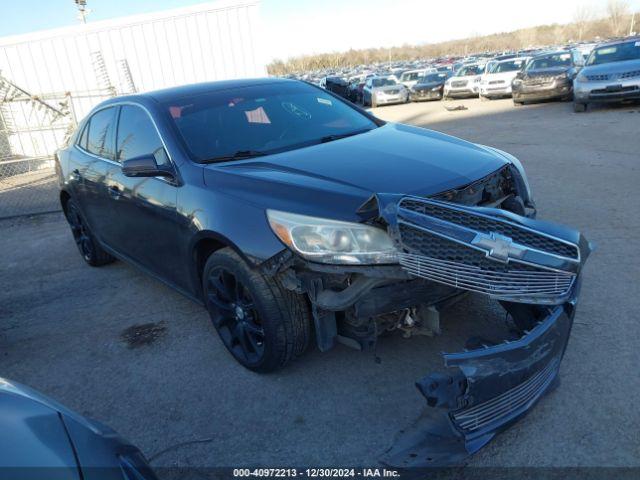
[
  {"x1": 606, "y1": 0, "x2": 630, "y2": 36},
  {"x1": 574, "y1": 5, "x2": 595, "y2": 40}
]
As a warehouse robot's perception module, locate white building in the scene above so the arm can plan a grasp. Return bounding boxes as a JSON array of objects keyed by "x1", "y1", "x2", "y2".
[{"x1": 0, "y1": 0, "x2": 265, "y2": 159}]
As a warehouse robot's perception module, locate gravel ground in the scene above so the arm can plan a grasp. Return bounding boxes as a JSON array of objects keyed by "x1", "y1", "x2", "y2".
[{"x1": 1, "y1": 97, "x2": 639, "y2": 472}]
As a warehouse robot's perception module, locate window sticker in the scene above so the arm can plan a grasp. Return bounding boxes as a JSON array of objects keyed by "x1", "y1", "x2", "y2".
[
  {"x1": 244, "y1": 106, "x2": 271, "y2": 124},
  {"x1": 317, "y1": 97, "x2": 333, "y2": 106}
]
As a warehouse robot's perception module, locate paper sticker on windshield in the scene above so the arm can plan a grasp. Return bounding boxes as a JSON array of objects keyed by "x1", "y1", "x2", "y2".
[{"x1": 317, "y1": 97, "x2": 333, "y2": 106}]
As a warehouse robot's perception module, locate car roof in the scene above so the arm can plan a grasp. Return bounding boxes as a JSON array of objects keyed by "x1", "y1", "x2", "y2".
[
  {"x1": 530, "y1": 50, "x2": 573, "y2": 59},
  {"x1": 495, "y1": 56, "x2": 529, "y2": 63},
  {"x1": 597, "y1": 36, "x2": 640, "y2": 48},
  {"x1": 103, "y1": 78, "x2": 300, "y2": 105}
]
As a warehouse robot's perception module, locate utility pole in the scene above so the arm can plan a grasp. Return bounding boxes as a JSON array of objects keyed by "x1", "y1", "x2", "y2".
[
  {"x1": 74, "y1": 0, "x2": 89, "y2": 24},
  {"x1": 630, "y1": 11, "x2": 636, "y2": 36}
]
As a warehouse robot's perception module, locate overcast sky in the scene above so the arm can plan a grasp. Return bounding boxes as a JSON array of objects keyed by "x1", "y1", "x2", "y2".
[{"x1": 1, "y1": 0, "x2": 639, "y2": 61}]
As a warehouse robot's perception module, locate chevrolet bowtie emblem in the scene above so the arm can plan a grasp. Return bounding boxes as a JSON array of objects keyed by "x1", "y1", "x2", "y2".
[{"x1": 471, "y1": 232, "x2": 527, "y2": 263}]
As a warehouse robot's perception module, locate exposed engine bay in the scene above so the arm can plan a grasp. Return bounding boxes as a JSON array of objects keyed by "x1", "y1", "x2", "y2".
[{"x1": 261, "y1": 165, "x2": 591, "y2": 467}]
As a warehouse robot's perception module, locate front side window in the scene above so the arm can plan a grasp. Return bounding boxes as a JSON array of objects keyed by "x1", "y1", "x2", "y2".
[
  {"x1": 116, "y1": 105, "x2": 169, "y2": 166},
  {"x1": 85, "y1": 107, "x2": 116, "y2": 159},
  {"x1": 401, "y1": 72, "x2": 421, "y2": 82},
  {"x1": 164, "y1": 82, "x2": 378, "y2": 163}
]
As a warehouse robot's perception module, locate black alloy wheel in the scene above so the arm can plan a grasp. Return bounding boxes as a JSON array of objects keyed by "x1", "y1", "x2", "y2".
[
  {"x1": 67, "y1": 202, "x2": 94, "y2": 262},
  {"x1": 202, "y1": 248, "x2": 312, "y2": 373},
  {"x1": 65, "y1": 199, "x2": 114, "y2": 266},
  {"x1": 206, "y1": 266, "x2": 265, "y2": 365}
]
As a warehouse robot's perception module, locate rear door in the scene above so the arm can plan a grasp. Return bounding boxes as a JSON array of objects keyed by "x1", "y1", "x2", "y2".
[{"x1": 68, "y1": 107, "x2": 118, "y2": 242}]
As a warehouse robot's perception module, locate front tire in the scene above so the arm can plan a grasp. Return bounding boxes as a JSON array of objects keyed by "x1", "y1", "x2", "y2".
[
  {"x1": 65, "y1": 198, "x2": 115, "y2": 267},
  {"x1": 203, "y1": 248, "x2": 312, "y2": 373},
  {"x1": 573, "y1": 102, "x2": 587, "y2": 112}
]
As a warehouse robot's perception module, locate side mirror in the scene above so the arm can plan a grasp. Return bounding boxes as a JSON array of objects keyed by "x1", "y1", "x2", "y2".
[{"x1": 122, "y1": 154, "x2": 174, "y2": 179}]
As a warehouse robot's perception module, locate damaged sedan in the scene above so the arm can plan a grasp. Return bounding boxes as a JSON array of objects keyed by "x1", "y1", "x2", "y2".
[{"x1": 55, "y1": 78, "x2": 590, "y2": 466}]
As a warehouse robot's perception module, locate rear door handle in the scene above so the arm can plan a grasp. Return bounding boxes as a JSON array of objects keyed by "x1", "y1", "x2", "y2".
[
  {"x1": 108, "y1": 185, "x2": 122, "y2": 199},
  {"x1": 70, "y1": 169, "x2": 81, "y2": 180}
]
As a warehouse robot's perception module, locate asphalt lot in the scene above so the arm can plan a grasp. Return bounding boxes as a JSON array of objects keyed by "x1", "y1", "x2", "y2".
[{"x1": 1, "y1": 97, "x2": 639, "y2": 470}]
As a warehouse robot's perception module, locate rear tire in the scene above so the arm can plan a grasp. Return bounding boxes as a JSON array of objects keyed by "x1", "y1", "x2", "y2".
[
  {"x1": 65, "y1": 198, "x2": 115, "y2": 267},
  {"x1": 573, "y1": 102, "x2": 587, "y2": 112},
  {"x1": 202, "y1": 248, "x2": 312, "y2": 373}
]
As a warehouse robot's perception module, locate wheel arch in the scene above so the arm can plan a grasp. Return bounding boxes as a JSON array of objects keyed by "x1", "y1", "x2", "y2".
[
  {"x1": 190, "y1": 231, "x2": 260, "y2": 299},
  {"x1": 60, "y1": 189, "x2": 71, "y2": 214}
]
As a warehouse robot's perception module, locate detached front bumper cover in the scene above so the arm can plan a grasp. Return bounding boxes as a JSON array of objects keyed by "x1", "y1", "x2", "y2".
[{"x1": 371, "y1": 195, "x2": 592, "y2": 467}]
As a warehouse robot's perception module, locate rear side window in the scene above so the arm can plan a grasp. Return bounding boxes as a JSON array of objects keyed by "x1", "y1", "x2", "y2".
[
  {"x1": 78, "y1": 122, "x2": 89, "y2": 150},
  {"x1": 116, "y1": 105, "x2": 169, "y2": 166},
  {"x1": 85, "y1": 107, "x2": 116, "y2": 160}
]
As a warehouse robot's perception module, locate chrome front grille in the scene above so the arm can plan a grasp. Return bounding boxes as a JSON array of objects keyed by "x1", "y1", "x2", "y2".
[
  {"x1": 393, "y1": 197, "x2": 581, "y2": 303},
  {"x1": 451, "y1": 80, "x2": 468, "y2": 88},
  {"x1": 620, "y1": 69, "x2": 640, "y2": 79},
  {"x1": 489, "y1": 80, "x2": 505, "y2": 85},
  {"x1": 400, "y1": 198, "x2": 579, "y2": 259},
  {"x1": 451, "y1": 357, "x2": 559, "y2": 434},
  {"x1": 397, "y1": 225, "x2": 575, "y2": 299},
  {"x1": 586, "y1": 73, "x2": 610, "y2": 81}
]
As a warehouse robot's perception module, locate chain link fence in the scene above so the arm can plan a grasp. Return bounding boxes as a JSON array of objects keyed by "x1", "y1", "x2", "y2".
[
  {"x1": 0, "y1": 55, "x2": 117, "y2": 219},
  {"x1": 0, "y1": 157, "x2": 60, "y2": 218}
]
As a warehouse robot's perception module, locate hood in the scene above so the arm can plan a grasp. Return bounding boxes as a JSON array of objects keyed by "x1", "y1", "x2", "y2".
[
  {"x1": 483, "y1": 70, "x2": 520, "y2": 82},
  {"x1": 581, "y1": 58, "x2": 640, "y2": 75},
  {"x1": 448, "y1": 75, "x2": 472, "y2": 83},
  {"x1": 0, "y1": 380, "x2": 80, "y2": 474},
  {"x1": 523, "y1": 67, "x2": 569, "y2": 78},
  {"x1": 414, "y1": 81, "x2": 444, "y2": 90},
  {"x1": 374, "y1": 84, "x2": 404, "y2": 93},
  {"x1": 203, "y1": 123, "x2": 508, "y2": 219}
]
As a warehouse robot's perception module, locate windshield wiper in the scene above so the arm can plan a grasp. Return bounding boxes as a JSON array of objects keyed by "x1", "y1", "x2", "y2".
[
  {"x1": 202, "y1": 150, "x2": 267, "y2": 163},
  {"x1": 320, "y1": 128, "x2": 373, "y2": 144}
]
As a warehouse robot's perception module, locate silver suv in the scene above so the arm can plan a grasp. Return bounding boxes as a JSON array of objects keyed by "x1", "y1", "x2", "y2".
[{"x1": 573, "y1": 37, "x2": 640, "y2": 112}]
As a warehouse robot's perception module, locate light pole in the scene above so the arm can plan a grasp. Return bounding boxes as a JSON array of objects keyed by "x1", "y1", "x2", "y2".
[{"x1": 75, "y1": 0, "x2": 89, "y2": 24}]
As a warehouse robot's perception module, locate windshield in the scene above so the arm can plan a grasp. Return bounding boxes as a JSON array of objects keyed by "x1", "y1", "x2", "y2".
[
  {"x1": 527, "y1": 53, "x2": 572, "y2": 70},
  {"x1": 587, "y1": 41, "x2": 640, "y2": 65},
  {"x1": 372, "y1": 77, "x2": 397, "y2": 87},
  {"x1": 164, "y1": 82, "x2": 377, "y2": 162},
  {"x1": 455, "y1": 65, "x2": 483, "y2": 76},
  {"x1": 421, "y1": 73, "x2": 448, "y2": 83},
  {"x1": 490, "y1": 59, "x2": 526, "y2": 73}
]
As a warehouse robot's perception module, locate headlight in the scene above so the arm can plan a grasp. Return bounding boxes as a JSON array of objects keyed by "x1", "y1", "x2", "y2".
[
  {"x1": 576, "y1": 74, "x2": 588, "y2": 83},
  {"x1": 267, "y1": 210, "x2": 398, "y2": 265},
  {"x1": 512, "y1": 78, "x2": 522, "y2": 85},
  {"x1": 431, "y1": 86, "x2": 440, "y2": 91},
  {"x1": 555, "y1": 72, "x2": 568, "y2": 80},
  {"x1": 477, "y1": 145, "x2": 534, "y2": 205}
]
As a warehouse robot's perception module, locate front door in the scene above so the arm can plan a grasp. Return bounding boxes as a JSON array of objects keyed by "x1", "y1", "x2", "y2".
[{"x1": 103, "y1": 104, "x2": 183, "y2": 287}]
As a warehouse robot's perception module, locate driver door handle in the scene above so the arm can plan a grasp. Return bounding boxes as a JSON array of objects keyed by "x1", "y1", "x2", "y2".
[
  {"x1": 70, "y1": 169, "x2": 81, "y2": 180},
  {"x1": 108, "y1": 185, "x2": 122, "y2": 199}
]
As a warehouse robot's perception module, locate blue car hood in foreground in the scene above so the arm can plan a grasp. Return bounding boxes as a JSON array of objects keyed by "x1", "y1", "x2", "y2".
[{"x1": 205, "y1": 123, "x2": 508, "y2": 208}]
